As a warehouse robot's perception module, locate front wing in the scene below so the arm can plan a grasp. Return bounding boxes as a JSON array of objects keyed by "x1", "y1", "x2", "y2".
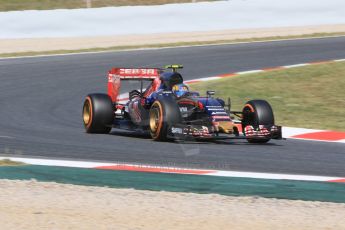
[{"x1": 167, "y1": 123, "x2": 282, "y2": 141}]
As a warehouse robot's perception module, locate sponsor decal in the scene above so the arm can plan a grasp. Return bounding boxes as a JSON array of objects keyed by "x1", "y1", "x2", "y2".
[
  {"x1": 119, "y1": 68, "x2": 157, "y2": 75},
  {"x1": 178, "y1": 126, "x2": 210, "y2": 136},
  {"x1": 211, "y1": 112, "x2": 228, "y2": 115},
  {"x1": 212, "y1": 115, "x2": 230, "y2": 119},
  {"x1": 108, "y1": 74, "x2": 121, "y2": 82},
  {"x1": 179, "y1": 107, "x2": 188, "y2": 112},
  {"x1": 191, "y1": 126, "x2": 210, "y2": 136},
  {"x1": 171, "y1": 127, "x2": 183, "y2": 134},
  {"x1": 207, "y1": 108, "x2": 225, "y2": 111},
  {"x1": 212, "y1": 115, "x2": 231, "y2": 122}
]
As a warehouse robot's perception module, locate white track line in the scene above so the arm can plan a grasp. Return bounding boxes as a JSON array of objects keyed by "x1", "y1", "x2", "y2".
[
  {"x1": 0, "y1": 156, "x2": 343, "y2": 182},
  {"x1": 236, "y1": 70, "x2": 264, "y2": 74},
  {"x1": 0, "y1": 135, "x2": 14, "y2": 139},
  {"x1": 282, "y1": 127, "x2": 322, "y2": 137},
  {"x1": 284, "y1": 63, "x2": 310, "y2": 68},
  {"x1": 197, "y1": 76, "x2": 222, "y2": 81},
  {"x1": 209, "y1": 171, "x2": 339, "y2": 182}
]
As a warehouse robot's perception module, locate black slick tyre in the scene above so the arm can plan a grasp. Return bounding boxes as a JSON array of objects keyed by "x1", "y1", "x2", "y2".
[
  {"x1": 242, "y1": 99, "x2": 274, "y2": 143},
  {"x1": 82, "y1": 93, "x2": 114, "y2": 134},
  {"x1": 149, "y1": 97, "x2": 181, "y2": 141}
]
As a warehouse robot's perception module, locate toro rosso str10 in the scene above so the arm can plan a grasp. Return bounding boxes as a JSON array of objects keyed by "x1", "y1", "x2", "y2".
[{"x1": 82, "y1": 65, "x2": 282, "y2": 143}]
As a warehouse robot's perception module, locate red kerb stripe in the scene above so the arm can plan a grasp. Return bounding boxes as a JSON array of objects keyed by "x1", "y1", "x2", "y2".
[
  {"x1": 218, "y1": 73, "x2": 237, "y2": 78},
  {"x1": 328, "y1": 178, "x2": 345, "y2": 183},
  {"x1": 292, "y1": 131, "x2": 345, "y2": 141}
]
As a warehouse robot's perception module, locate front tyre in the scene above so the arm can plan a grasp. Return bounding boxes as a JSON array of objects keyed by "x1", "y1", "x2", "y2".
[
  {"x1": 83, "y1": 94, "x2": 114, "y2": 134},
  {"x1": 242, "y1": 100, "x2": 275, "y2": 143},
  {"x1": 149, "y1": 98, "x2": 181, "y2": 141}
]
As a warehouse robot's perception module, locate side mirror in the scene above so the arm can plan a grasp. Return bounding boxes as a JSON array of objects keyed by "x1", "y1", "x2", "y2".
[{"x1": 206, "y1": 91, "x2": 215, "y2": 97}]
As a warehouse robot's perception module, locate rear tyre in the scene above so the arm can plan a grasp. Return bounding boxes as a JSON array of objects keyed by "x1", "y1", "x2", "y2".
[
  {"x1": 242, "y1": 100, "x2": 274, "y2": 143},
  {"x1": 149, "y1": 97, "x2": 181, "y2": 141},
  {"x1": 83, "y1": 94, "x2": 114, "y2": 133}
]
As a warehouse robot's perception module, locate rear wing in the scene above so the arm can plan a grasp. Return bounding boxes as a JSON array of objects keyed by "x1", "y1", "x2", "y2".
[
  {"x1": 108, "y1": 68, "x2": 160, "y2": 79},
  {"x1": 107, "y1": 68, "x2": 161, "y2": 102}
]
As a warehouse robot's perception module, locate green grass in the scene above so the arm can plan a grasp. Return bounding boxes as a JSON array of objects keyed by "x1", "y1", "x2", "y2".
[
  {"x1": 0, "y1": 0, "x2": 215, "y2": 11},
  {"x1": 190, "y1": 61, "x2": 345, "y2": 131},
  {"x1": 0, "y1": 159, "x2": 25, "y2": 166},
  {"x1": 1, "y1": 33, "x2": 345, "y2": 58}
]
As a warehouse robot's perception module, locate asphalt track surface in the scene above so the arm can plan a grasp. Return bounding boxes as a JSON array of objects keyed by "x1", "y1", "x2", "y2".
[{"x1": 0, "y1": 37, "x2": 345, "y2": 177}]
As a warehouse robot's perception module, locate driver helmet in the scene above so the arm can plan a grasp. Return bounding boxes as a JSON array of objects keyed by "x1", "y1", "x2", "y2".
[{"x1": 172, "y1": 83, "x2": 189, "y2": 97}]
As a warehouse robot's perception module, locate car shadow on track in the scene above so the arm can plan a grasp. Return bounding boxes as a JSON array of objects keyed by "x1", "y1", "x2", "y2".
[
  {"x1": 109, "y1": 129, "x2": 282, "y2": 147},
  {"x1": 109, "y1": 129, "x2": 152, "y2": 139},
  {"x1": 213, "y1": 140, "x2": 282, "y2": 146},
  {"x1": 179, "y1": 139, "x2": 282, "y2": 147}
]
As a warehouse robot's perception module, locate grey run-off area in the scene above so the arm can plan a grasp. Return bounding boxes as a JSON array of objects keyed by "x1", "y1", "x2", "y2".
[{"x1": 1, "y1": 0, "x2": 345, "y2": 38}]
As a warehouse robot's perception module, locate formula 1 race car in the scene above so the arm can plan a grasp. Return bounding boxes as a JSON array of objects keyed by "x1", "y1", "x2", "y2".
[{"x1": 82, "y1": 65, "x2": 282, "y2": 143}]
